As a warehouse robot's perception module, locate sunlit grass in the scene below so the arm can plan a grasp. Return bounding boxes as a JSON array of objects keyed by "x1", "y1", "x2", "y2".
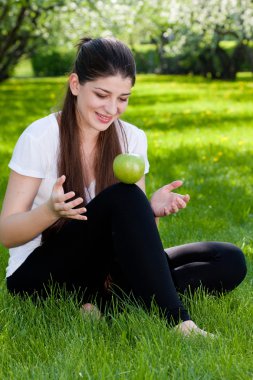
[
  {"x1": 0, "y1": 75, "x2": 253, "y2": 379},
  {"x1": 12, "y1": 57, "x2": 34, "y2": 78}
]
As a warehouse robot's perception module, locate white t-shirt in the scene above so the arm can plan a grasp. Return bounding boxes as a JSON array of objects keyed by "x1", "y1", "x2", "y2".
[{"x1": 7, "y1": 113, "x2": 149, "y2": 277}]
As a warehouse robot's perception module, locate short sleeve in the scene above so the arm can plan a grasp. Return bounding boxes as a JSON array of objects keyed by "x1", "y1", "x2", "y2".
[
  {"x1": 9, "y1": 130, "x2": 46, "y2": 178},
  {"x1": 119, "y1": 120, "x2": 150, "y2": 175},
  {"x1": 130, "y1": 129, "x2": 150, "y2": 174}
]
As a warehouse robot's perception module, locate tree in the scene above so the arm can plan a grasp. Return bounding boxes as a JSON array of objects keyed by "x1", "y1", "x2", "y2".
[
  {"x1": 1, "y1": 0, "x2": 173, "y2": 80},
  {"x1": 45, "y1": 0, "x2": 172, "y2": 73},
  {"x1": 3, "y1": 0, "x2": 251, "y2": 80},
  {"x1": 165, "y1": 0, "x2": 253, "y2": 79},
  {"x1": 0, "y1": 0, "x2": 71, "y2": 81}
]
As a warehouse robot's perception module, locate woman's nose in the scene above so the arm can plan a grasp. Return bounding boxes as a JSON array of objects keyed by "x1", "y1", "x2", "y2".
[{"x1": 104, "y1": 99, "x2": 118, "y2": 115}]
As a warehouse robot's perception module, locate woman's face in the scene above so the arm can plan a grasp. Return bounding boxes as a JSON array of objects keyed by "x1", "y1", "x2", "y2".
[{"x1": 69, "y1": 73, "x2": 132, "y2": 134}]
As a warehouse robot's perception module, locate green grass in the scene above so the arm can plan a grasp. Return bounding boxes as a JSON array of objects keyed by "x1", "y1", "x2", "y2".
[
  {"x1": 0, "y1": 74, "x2": 253, "y2": 379},
  {"x1": 12, "y1": 58, "x2": 34, "y2": 78}
]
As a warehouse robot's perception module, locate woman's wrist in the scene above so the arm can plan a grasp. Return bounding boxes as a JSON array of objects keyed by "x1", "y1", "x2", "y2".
[
  {"x1": 43, "y1": 201, "x2": 60, "y2": 223},
  {"x1": 149, "y1": 201, "x2": 156, "y2": 217}
]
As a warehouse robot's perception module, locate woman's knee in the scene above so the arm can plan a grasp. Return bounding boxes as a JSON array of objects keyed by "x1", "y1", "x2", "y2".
[
  {"x1": 219, "y1": 243, "x2": 247, "y2": 289},
  {"x1": 110, "y1": 182, "x2": 143, "y2": 195},
  {"x1": 105, "y1": 182, "x2": 149, "y2": 206},
  {"x1": 90, "y1": 182, "x2": 152, "y2": 222}
]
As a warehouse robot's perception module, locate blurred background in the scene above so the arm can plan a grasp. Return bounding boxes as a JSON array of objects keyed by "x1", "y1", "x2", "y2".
[{"x1": 1, "y1": 0, "x2": 253, "y2": 82}]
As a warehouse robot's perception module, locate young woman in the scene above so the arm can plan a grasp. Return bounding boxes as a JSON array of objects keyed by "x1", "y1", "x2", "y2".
[{"x1": 0, "y1": 37, "x2": 247, "y2": 336}]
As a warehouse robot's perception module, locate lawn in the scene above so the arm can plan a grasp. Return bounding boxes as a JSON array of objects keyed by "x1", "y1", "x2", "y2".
[{"x1": 0, "y1": 74, "x2": 253, "y2": 379}]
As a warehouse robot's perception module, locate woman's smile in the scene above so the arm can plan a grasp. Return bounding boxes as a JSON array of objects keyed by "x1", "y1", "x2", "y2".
[{"x1": 95, "y1": 111, "x2": 113, "y2": 124}]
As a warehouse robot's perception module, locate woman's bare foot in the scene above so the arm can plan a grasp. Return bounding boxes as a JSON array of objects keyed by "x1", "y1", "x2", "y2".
[
  {"x1": 175, "y1": 320, "x2": 214, "y2": 338},
  {"x1": 80, "y1": 303, "x2": 101, "y2": 320}
]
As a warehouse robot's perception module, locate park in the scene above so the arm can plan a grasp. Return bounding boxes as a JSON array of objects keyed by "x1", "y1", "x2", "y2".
[{"x1": 0, "y1": 1, "x2": 253, "y2": 379}]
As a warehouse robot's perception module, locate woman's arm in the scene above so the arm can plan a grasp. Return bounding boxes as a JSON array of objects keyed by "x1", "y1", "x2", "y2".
[
  {"x1": 0, "y1": 171, "x2": 86, "y2": 248},
  {"x1": 0, "y1": 171, "x2": 56, "y2": 248},
  {"x1": 136, "y1": 176, "x2": 160, "y2": 224},
  {"x1": 135, "y1": 176, "x2": 146, "y2": 193}
]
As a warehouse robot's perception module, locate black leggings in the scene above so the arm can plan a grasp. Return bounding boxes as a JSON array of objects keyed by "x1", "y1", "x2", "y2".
[{"x1": 7, "y1": 183, "x2": 247, "y2": 324}]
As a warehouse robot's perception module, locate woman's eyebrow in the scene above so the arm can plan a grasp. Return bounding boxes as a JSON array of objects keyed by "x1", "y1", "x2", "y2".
[{"x1": 94, "y1": 87, "x2": 131, "y2": 96}]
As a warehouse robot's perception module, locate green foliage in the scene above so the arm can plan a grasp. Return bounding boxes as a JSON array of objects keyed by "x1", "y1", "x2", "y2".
[
  {"x1": 31, "y1": 48, "x2": 75, "y2": 77},
  {"x1": 12, "y1": 57, "x2": 34, "y2": 77},
  {"x1": 0, "y1": 75, "x2": 253, "y2": 378},
  {"x1": 0, "y1": 0, "x2": 70, "y2": 81},
  {"x1": 2, "y1": 0, "x2": 253, "y2": 81},
  {"x1": 133, "y1": 44, "x2": 160, "y2": 73},
  {"x1": 165, "y1": 0, "x2": 253, "y2": 79}
]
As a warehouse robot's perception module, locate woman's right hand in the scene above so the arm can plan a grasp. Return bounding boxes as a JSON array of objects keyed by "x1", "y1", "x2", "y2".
[{"x1": 47, "y1": 175, "x2": 87, "y2": 221}]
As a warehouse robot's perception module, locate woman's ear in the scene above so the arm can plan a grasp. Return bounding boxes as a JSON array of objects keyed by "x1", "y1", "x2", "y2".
[{"x1": 69, "y1": 73, "x2": 80, "y2": 96}]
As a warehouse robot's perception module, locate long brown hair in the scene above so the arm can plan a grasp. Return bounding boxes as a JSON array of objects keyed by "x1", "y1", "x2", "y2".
[{"x1": 43, "y1": 37, "x2": 136, "y2": 239}]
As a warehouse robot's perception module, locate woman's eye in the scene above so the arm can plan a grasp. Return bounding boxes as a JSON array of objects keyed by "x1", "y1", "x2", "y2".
[{"x1": 95, "y1": 93, "x2": 128, "y2": 102}]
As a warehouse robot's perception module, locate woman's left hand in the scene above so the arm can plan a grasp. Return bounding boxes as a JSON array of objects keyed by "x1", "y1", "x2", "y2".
[{"x1": 150, "y1": 180, "x2": 190, "y2": 218}]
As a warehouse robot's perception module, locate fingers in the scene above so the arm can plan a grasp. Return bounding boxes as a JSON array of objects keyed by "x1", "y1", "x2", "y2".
[
  {"x1": 53, "y1": 176, "x2": 78, "y2": 204},
  {"x1": 174, "y1": 197, "x2": 186, "y2": 210},
  {"x1": 167, "y1": 196, "x2": 187, "y2": 215},
  {"x1": 183, "y1": 194, "x2": 190, "y2": 202},
  {"x1": 164, "y1": 180, "x2": 183, "y2": 192},
  {"x1": 171, "y1": 194, "x2": 190, "y2": 210},
  {"x1": 51, "y1": 175, "x2": 87, "y2": 220},
  {"x1": 168, "y1": 205, "x2": 178, "y2": 214},
  {"x1": 61, "y1": 208, "x2": 87, "y2": 220},
  {"x1": 56, "y1": 190, "x2": 76, "y2": 203},
  {"x1": 54, "y1": 175, "x2": 66, "y2": 189},
  {"x1": 55, "y1": 197, "x2": 87, "y2": 219},
  {"x1": 56, "y1": 204, "x2": 87, "y2": 220},
  {"x1": 55, "y1": 198, "x2": 85, "y2": 212},
  {"x1": 164, "y1": 207, "x2": 170, "y2": 216},
  {"x1": 176, "y1": 197, "x2": 187, "y2": 208},
  {"x1": 163, "y1": 182, "x2": 190, "y2": 203}
]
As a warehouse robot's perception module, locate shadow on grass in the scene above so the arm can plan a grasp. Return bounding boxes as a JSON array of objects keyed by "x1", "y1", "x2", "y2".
[
  {"x1": 130, "y1": 93, "x2": 196, "y2": 105},
  {"x1": 136, "y1": 73, "x2": 253, "y2": 84},
  {"x1": 130, "y1": 91, "x2": 253, "y2": 106},
  {"x1": 125, "y1": 107, "x2": 253, "y2": 132},
  {"x1": 1, "y1": 78, "x2": 253, "y2": 136}
]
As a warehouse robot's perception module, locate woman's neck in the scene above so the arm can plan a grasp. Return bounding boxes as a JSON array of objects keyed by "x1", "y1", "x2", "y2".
[
  {"x1": 80, "y1": 131, "x2": 98, "y2": 156},
  {"x1": 80, "y1": 134, "x2": 98, "y2": 186}
]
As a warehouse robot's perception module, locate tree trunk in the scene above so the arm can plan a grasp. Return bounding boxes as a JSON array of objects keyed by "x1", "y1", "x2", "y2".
[
  {"x1": 215, "y1": 46, "x2": 236, "y2": 80},
  {"x1": 0, "y1": 72, "x2": 10, "y2": 82},
  {"x1": 0, "y1": 1, "x2": 66, "y2": 83},
  {"x1": 199, "y1": 49, "x2": 218, "y2": 79}
]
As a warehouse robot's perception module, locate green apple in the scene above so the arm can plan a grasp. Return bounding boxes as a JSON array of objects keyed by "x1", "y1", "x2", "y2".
[{"x1": 113, "y1": 153, "x2": 145, "y2": 184}]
